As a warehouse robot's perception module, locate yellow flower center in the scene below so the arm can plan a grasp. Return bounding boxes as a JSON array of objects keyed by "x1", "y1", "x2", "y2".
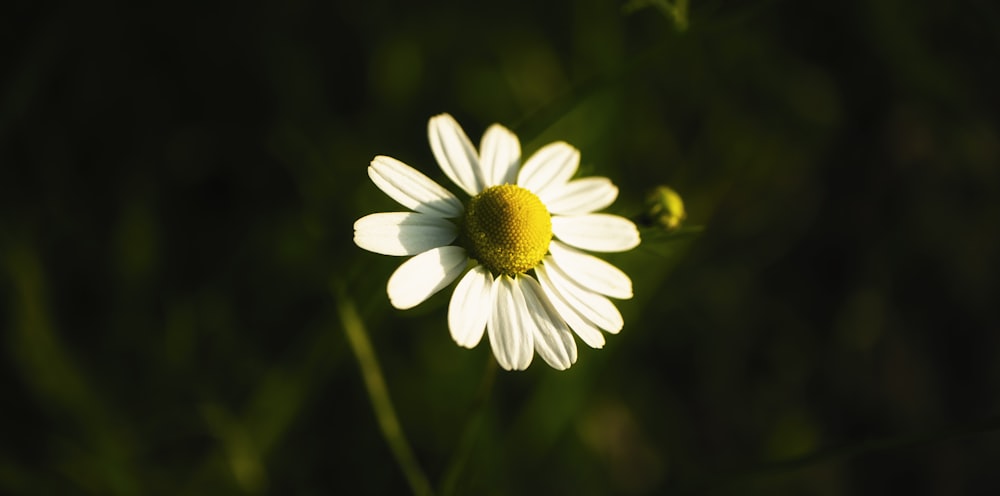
[{"x1": 462, "y1": 184, "x2": 552, "y2": 276}]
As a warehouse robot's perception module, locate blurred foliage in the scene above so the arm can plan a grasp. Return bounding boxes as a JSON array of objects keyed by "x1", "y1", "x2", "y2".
[{"x1": 2, "y1": 0, "x2": 1000, "y2": 494}]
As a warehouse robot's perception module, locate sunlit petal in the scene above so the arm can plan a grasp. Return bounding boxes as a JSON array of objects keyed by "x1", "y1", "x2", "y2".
[
  {"x1": 488, "y1": 275, "x2": 534, "y2": 370},
  {"x1": 542, "y1": 257, "x2": 624, "y2": 334},
  {"x1": 547, "y1": 240, "x2": 633, "y2": 299},
  {"x1": 552, "y1": 214, "x2": 640, "y2": 252},
  {"x1": 518, "y1": 275, "x2": 577, "y2": 369},
  {"x1": 386, "y1": 246, "x2": 467, "y2": 310},
  {"x1": 517, "y1": 141, "x2": 579, "y2": 197},
  {"x1": 428, "y1": 113, "x2": 483, "y2": 196},
  {"x1": 354, "y1": 212, "x2": 457, "y2": 256},
  {"x1": 541, "y1": 177, "x2": 618, "y2": 215},
  {"x1": 368, "y1": 156, "x2": 463, "y2": 217},
  {"x1": 479, "y1": 124, "x2": 520, "y2": 187},
  {"x1": 536, "y1": 263, "x2": 606, "y2": 349},
  {"x1": 448, "y1": 265, "x2": 493, "y2": 348}
]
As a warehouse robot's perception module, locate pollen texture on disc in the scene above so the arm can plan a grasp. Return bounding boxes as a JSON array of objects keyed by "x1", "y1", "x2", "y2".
[{"x1": 463, "y1": 184, "x2": 552, "y2": 276}]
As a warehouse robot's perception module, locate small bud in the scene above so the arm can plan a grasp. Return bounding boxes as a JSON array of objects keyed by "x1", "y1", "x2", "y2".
[{"x1": 643, "y1": 186, "x2": 686, "y2": 230}]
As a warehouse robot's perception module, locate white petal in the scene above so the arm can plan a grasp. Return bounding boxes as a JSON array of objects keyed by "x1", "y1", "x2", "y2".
[
  {"x1": 552, "y1": 214, "x2": 640, "y2": 253},
  {"x1": 516, "y1": 141, "x2": 579, "y2": 197},
  {"x1": 518, "y1": 275, "x2": 578, "y2": 370},
  {"x1": 386, "y1": 246, "x2": 468, "y2": 310},
  {"x1": 548, "y1": 240, "x2": 633, "y2": 299},
  {"x1": 448, "y1": 265, "x2": 493, "y2": 348},
  {"x1": 354, "y1": 212, "x2": 457, "y2": 256},
  {"x1": 541, "y1": 257, "x2": 624, "y2": 334},
  {"x1": 428, "y1": 113, "x2": 484, "y2": 196},
  {"x1": 368, "y1": 156, "x2": 464, "y2": 218},
  {"x1": 540, "y1": 177, "x2": 619, "y2": 216},
  {"x1": 535, "y1": 263, "x2": 606, "y2": 349},
  {"x1": 487, "y1": 275, "x2": 534, "y2": 370},
  {"x1": 479, "y1": 124, "x2": 521, "y2": 187}
]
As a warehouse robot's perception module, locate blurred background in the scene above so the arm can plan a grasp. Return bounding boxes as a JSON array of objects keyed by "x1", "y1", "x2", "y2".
[{"x1": 3, "y1": 0, "x2": 999, "y2": 494}]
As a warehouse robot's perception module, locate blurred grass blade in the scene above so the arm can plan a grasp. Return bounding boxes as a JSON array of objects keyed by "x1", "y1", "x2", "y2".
[
  {"x1": 438, "y1": 359, "x2": 497, "y2": 496},
  {"x1": 624, "y1": 0, "x2": 690, "y2": 31},
  {"x1": 672, "y1": 413, "x2": 1000, "y2": 493},
  {"x1": 4, "y1": 241, "x2": 138, "y2": 495},
  {"x1": 335, "y1": 284, "x2": 434, "y2": 496}
]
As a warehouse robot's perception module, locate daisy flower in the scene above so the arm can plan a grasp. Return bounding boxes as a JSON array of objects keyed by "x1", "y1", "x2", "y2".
[{"x1": 353, "y1": 114, "x2": 640, "y2": 370}]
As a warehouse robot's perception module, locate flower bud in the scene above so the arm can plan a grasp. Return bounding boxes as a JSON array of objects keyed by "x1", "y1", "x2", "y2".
[{"x1": 643, "y1": 186, "x2": 686, "y2": 230}]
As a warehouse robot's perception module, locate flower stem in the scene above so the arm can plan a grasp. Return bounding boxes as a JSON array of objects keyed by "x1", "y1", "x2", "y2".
[{"x1": 336, "y1": 287, "x2": 434, "y2": 496}]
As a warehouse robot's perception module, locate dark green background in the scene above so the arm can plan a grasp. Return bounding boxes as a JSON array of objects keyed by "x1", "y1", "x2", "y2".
[{"x1": 3, "y1": 0, "x2": 999, "y2": 494}]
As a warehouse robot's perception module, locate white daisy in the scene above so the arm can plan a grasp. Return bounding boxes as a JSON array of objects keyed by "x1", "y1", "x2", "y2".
[{"x1": 354, "y1": 113, "x2": 640, "y2": 371}]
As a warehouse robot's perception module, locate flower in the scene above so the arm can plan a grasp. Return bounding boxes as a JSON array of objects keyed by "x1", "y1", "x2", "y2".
[{"x1": 354, "y1": 114, "x2": 640, "y2": 370}]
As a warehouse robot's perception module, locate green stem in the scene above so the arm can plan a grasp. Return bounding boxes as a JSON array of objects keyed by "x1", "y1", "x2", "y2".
[{"x1": 336, "y1": 287, "x2": 434, "y2": 496}]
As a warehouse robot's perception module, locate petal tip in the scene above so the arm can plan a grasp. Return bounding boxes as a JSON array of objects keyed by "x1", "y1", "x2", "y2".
[{"x1": 388, "y1": 294, "x2": 416, "y2": 311}]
